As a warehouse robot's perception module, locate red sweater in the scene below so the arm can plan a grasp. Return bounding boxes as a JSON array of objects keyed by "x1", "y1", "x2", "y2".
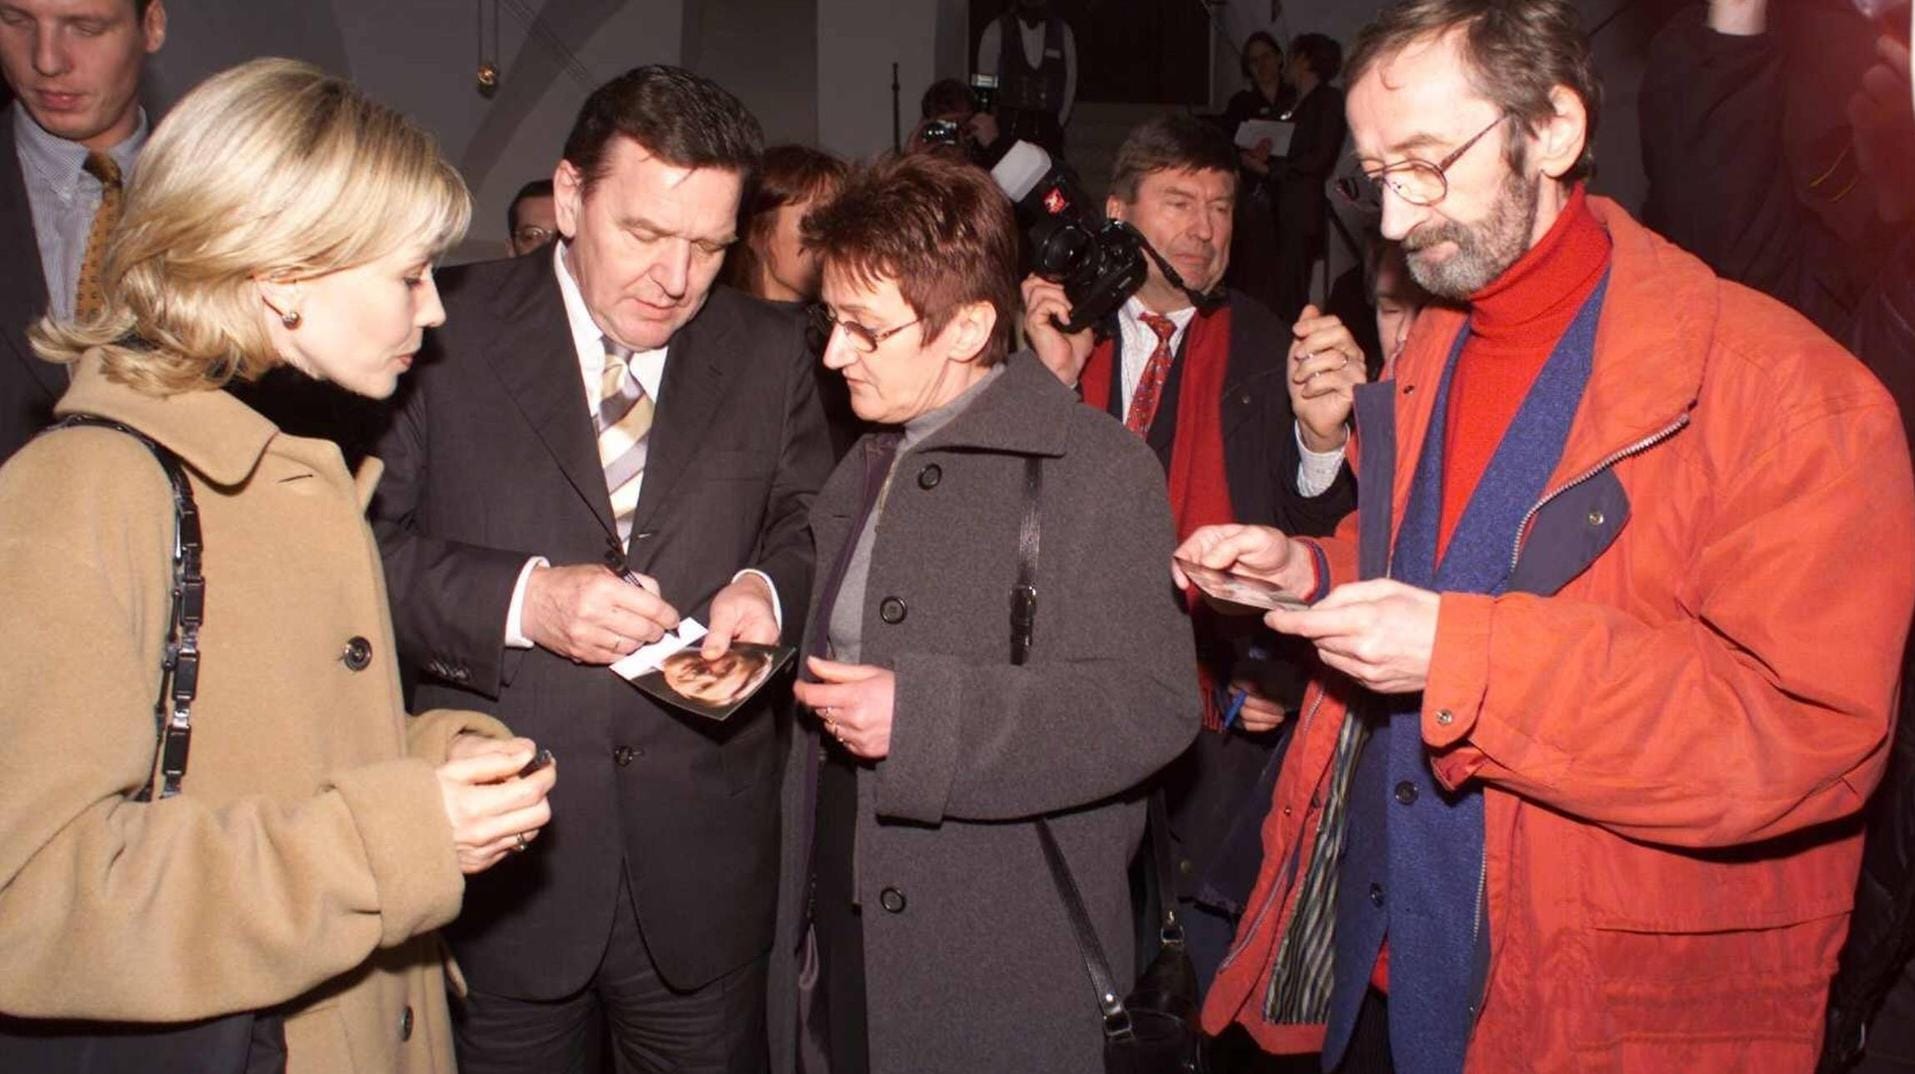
[{"x1": 1436, "y1": 185, "x2": 1612, "y2": 560}]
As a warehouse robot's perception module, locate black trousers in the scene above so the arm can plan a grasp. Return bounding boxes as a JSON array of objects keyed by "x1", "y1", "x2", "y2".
[{"x1": 452, "y1": 869, "x2": 768, "y2": 1074}]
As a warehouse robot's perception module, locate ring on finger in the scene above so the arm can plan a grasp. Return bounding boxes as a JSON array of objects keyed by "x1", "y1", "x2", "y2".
[{"x1": 512, "y1": 832, "x2": 529, "y2": 853}]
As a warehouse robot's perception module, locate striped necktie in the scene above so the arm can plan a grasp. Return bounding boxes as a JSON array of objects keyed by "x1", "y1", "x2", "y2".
[
  {"x1": 73, "y1": 151, "x2": 124, "y2": 322},
  {"x1": 598, "y1": 335, "x2": 655, "y2": 546}
]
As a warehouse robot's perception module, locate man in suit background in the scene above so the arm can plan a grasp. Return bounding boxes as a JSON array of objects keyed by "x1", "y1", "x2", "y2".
[
  {"x1": 0, "y1": 0, "x2": 166, "y2": 462},
  {"x1": 372, "y1": 66, "x2": 833, "y2": 1074}
]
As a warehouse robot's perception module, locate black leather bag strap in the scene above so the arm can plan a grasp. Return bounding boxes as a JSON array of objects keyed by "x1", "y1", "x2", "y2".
[
  {"x1": 52, "y1": 414, "x2": 203, "y2": 801},
  {"x1": 1148, "y1": 791, "x2": 1184, "y2": 945},
  {"x1": 1013, "y1": 455, "x2": 1138, "y2": 1043}
]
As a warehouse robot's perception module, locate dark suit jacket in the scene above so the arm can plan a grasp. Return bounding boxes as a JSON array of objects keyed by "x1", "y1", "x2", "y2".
[
  {"x1": 0, "y1": 122, "x2": 63, "y2": 464},
  {"x1": 371, "y1": 252, "x2": 834, "y2": 997},
  {"x1": 1272, "y1": 82, "x2": 1347, "y2": 246}
]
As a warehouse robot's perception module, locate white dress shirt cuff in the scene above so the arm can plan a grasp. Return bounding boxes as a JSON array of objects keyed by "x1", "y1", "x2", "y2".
[
  {"x1": 1295, "y1": 423, "x2": 1348, "y2": 499},
  {"x1": 733, "y1": 568, "x2": 784, "y2": 630},
  {"x1": 505, "y1": 556, "x2": 550, "y2": 649}
]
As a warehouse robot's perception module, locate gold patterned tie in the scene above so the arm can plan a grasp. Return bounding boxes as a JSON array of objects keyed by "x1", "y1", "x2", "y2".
[
  {"x1": 73, "y1": 151, "x2": 124, "y2": 322},
  {"x1": 598, "y1": 337, "x2": 655, "y2": 546}
]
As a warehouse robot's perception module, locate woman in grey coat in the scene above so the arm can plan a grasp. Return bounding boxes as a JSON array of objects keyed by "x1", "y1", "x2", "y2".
[{"x1": 767, "y1": 154, "x2": 1202, "y2": 1073}]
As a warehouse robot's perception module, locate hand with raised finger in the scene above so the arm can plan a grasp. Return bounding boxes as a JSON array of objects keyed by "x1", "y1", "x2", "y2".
[
  {"x1": 794, "y1": 657, "x2": 898, "y2": 760},
  {"x1": 703, "y1": 573, "x2": 780, "y2": 659},
  {"x1": 1021, "y1": 274, "x2": 1096, "y2": 386},
  {"x1": 1288, "y1": 305, "x2": 1366, "y2": 452},
  {"x1": 1264, "y1": 578, "x2": 1438, "y2": 694},
  {"x1": 522, "y1": 563, "x2": 681, "y2": 665},
  {"x1": 435, "y1": 744, "x2": 558, "y2": 874}
]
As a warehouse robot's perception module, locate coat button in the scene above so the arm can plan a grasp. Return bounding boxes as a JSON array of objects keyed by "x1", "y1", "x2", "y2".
[
  {"x1": 399, "y1": 1004, "x2": 414, "y2": 1041},
  {"x1": 451, "y1": 666, "x2": 471, "y2": 683},
  {"x1": 1435, "y1": 708, "x2": 1455, "y2": 726},
  {"x1": 613, "y1": 745, "x2": 639, "y2": 766},
  {"x1": 1587, "y1": 508, "x2": 1605, "y2": 527},
  {"x1": 342, "y1": 636, "x2": 373, "y2": 671},
  {"x1": 879, "y1": 887, "x2": 907, "y2": 913},
  {"x1": 917, "y1": 464, "x2": 942, "y2": 490},
  {"x1": 879, "y1": 597, "x2": 907, "y2": 624},
  {"x1": 1394, "y1": 781, "x2": 1418, "y2": 805},
  {"x1": 1369, "y1": 882, "x2": 1385, "y2": 908}
]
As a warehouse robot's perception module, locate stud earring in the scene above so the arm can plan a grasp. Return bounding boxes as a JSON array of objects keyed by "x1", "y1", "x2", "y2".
[{"x1": 281, "y1": 310, "x2": 302, "y2": 329}]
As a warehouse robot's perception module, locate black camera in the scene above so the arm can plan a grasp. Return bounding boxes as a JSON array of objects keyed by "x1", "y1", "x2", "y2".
[
  {"x1": 922, "y1": 119, "x2": 963, "y2": 147},
  {"x1": 969, "y1": 73, "x2": 999, "y2": 115},
  {"x1": 990, "y1": 141, "x2": 1147, "y2": 334}
]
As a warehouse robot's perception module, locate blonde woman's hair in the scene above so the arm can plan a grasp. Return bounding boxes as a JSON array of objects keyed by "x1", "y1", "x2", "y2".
[{"x1": 33, "y1": 57, "x2": 472, "y2": 394}]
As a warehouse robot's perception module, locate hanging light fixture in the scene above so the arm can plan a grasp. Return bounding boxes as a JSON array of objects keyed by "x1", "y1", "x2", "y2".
[{"x1": 476, "y1": 0, "x2": 500, "y2": 97}]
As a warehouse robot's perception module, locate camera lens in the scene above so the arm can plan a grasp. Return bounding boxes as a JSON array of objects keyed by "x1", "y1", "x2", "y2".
[{"x1": 1029, "y1": 216, "x2": 1095, "y2": 285}]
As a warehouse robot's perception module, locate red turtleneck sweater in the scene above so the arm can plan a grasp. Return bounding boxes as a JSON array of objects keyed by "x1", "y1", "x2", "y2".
[{"x1": 1435, "y1": 185, "x2": 1612, "y2": 561}]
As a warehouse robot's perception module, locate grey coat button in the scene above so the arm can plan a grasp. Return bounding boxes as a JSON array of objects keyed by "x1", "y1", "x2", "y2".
[
  {"x1": 400, "y1": 1004, "x2": 414, "y2": 1041},
  {"x1": 879, "y1": 887, "x2": 907, "y2": 913},
  {"x1": 1395, "y1": 781, "x2": 1418, "y2": 805},
  {"x1": 917, "y1": 464, "x2": 942, "y2": 490},
  {"x1": 879, "y1": 597, "x2": 907, "y2": 624},
  {"x1": 613, "y1": 745, "x2": 639, "y2": 766},
  {"x1": 1587, "y1": 508, "x2": 1606, "y2": 527},
  {"x1": 342, "y1": 636, "x2": 373, "y2": 671},
  {"x1": 1435, "y1": 709, "x2": 1455, "y2": 726}
]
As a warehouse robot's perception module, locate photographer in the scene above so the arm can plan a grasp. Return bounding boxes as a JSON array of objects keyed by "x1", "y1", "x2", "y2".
[
  {"x1": 1021, "y1": 113, "x2": 1356, "y2": 992},
  {"x1": 908, "y1": 78, "x2": 1006, "y2": 168}
]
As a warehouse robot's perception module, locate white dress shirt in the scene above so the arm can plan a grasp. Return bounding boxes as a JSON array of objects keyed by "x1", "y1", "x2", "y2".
[
  {"x1": 1112, "y1": 296, "x2": 1345, "y2": 498},
  {"x1": 505, "y1": 243, "x2": 779, "y2": 647}
]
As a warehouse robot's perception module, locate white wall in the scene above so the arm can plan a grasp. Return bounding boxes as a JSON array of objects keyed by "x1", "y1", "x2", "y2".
[{"x1": 815, "y1": 0, "x2": 939, "y2": 160}]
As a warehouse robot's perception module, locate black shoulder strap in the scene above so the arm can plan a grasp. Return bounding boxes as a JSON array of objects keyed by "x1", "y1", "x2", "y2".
[
  {"x1": 1014, "y1": 455, "x2": 1142, "y2": 1043},
  {"x1": 50, "y1": 414, "x2": 203, "y2": 801}
]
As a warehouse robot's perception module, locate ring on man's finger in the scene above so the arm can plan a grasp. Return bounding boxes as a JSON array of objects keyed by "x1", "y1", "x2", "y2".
[{"x1": 512, "y1": 832, "x2": 529, "y2": 853}]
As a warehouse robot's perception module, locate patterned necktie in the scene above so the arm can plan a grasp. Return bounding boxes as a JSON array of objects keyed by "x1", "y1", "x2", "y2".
[
  {"x1": 1124, "y1": 312, "x2": 1180, "y2": 436},
  {"x1": 598, "y1": 336, "x2": 655, "y2": 546},
  {"x1": 73, "y1": 151, "x2": 124, "y2": 322}
]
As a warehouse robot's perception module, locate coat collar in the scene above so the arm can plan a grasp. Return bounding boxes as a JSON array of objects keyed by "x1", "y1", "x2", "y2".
[
  {"x1": 1389, "y1": 197, "x2": 1709, "y2": 516},
  {"x1": 55, "y1": 350, "x2": 280, "y2": 486},
  {"x1": 911, "y1": 351, "x2": 1074, "y2": 458}
]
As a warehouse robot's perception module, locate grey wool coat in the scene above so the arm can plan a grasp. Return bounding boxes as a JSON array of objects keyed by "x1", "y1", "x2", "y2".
[{"x1": 768, "y1": 353, "x2": 1202, "y2": 1074}]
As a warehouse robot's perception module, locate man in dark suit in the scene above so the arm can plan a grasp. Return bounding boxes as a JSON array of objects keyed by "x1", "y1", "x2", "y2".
[
  {"x1": 1021, "y1": 112, "x2": 1356, "y2": 995},
  {"x1": 371, "y1": 66, "x2": 832, "y2": 1074},
  {"x1": 0, "y1": 0, "x2": 167, "y2": 462},
  {"x1": 1270, "y1": 32, "x2": 1349, "y2": 324}
]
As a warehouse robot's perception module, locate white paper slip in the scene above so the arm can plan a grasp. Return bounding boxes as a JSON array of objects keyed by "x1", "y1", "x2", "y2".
[
  {"x1": 611, "y1": 619, "x2": 709, "y2": 681},
  {"x1": 1235, "y1": 118, "x2": 1295, "y2": 156}
]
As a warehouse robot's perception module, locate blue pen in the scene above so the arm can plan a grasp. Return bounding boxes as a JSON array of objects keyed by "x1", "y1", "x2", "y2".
[{"x1": 1222, "y1": 688, "x2": 1248, "y2": 729}]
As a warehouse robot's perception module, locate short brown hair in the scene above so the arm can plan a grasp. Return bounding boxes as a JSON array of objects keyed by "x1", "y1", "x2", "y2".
[
  {"x1": 562, "y1": 65, "x2": 762, "y2": 191},
  {"x1": 723, "y1": 145, "x2": 848, "y2": 292},
  {"x1": 802, "y1": 153, "x2": 1018, "y2": 368},
  {"x1": 1346, "y1": 0, "x2": 1601, "y2": 182},
  {"x1": 1108, "y1": 113, "x2": 1238, "y2": 204}
]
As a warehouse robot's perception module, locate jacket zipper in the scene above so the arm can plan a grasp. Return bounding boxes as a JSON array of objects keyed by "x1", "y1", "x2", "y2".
[
  {"x1": 1507, "y1": 414, "x2": 1690, "y2": 573},
  {"x1": 1214, "y1": 688, "x2": 1328, "y2": 980},
  {"x1": 1462, "y1": 412, "x2": 1690, "y2": 1034}
]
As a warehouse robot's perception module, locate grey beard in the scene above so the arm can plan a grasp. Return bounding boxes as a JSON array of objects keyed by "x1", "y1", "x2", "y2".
[{"x1": 1402, "y1": 168, "x2": 1540, "y2": 301}]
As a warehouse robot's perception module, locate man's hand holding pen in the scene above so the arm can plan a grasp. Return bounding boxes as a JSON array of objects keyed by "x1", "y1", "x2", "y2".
[{"x1": 521, "y1": 559, "x2": 682, "y2": 665}]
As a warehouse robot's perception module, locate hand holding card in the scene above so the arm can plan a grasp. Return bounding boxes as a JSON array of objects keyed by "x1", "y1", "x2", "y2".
[{"x1": 1174, "y1": 555, "x2": 1312, "y2": 612}]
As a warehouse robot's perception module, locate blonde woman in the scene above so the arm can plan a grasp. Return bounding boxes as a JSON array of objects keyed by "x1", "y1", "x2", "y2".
[{"x1": 0, "y1": 58, "x2": 554, "y2": 1073}]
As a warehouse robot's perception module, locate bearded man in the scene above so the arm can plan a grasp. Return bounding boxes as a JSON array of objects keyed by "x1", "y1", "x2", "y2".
[{"x1": 1179, "y1": 1, "x2": 1915, "y2": 1071}]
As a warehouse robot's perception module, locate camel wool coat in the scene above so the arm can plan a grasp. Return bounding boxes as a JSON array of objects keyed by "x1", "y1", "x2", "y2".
[{"x1": 0, "y1": 354, "x2": 512, "y2": 1074}]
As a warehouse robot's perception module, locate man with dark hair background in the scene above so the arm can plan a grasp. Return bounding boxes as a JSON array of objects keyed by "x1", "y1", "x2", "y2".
[
  {"x1": 506, "y1": 177, "x2": 557, "y2": 257},
  {"x1": 372, "y1": 64, "x2": 832, "y2": 1073},
  {"x1": 0, "y1": 0, "x2": 166, "y2": 463},
  {"x1": 1023, "y1": 111, "x2": 1357, "y2": 996}
]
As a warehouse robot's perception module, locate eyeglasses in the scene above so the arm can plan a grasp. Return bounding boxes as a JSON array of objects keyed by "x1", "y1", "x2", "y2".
[
  {"x1": 512, "y1": 225, "x2": 554, "y2": 250},
  {"x1": 1360, "y1": 115, "x2": 1506, "y2": 207},
  {"x1": 806, "y1": 304, "x2": 920, "y2": 355}
]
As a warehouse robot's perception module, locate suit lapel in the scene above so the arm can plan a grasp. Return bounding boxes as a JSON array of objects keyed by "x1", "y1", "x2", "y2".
[
  {"x1": 478, "y1": 257, "x2": 616, "y2": 539},
  {"x1": 626, "y1": 302, "x2": 735, "y2": 540},
  {"x1": 0, "y1": 125, "x2": 63, "y2": 404}
]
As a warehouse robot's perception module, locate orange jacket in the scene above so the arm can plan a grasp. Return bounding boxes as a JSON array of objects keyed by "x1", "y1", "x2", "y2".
[{"x1": 1201, "y1": 199, "x2": 1915, "y2": 1072}]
